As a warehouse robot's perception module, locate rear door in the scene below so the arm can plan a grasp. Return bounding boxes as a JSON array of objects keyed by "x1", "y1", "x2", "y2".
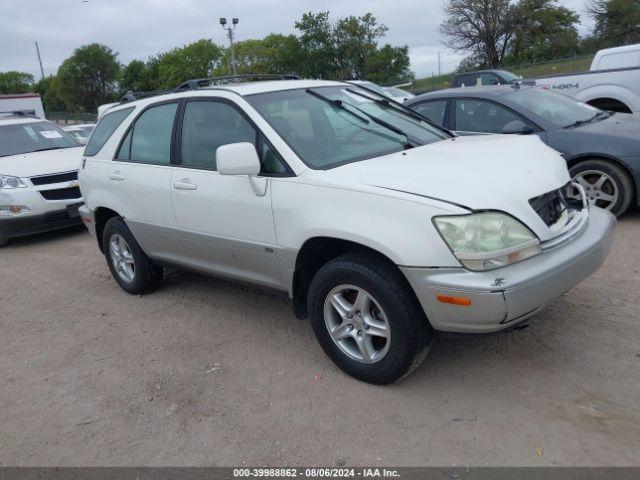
[
  {"x1": 169, "y1": 97, "x2": 287, "y2": 290},
  {"x1": 110, "y1": 101, "x2": 180, "y2": 258}
]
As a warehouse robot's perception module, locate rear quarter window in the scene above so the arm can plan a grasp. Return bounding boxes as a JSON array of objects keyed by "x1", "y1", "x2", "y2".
[{"x1": 85, "y1": 107, "x2": 134, "y2": 157}]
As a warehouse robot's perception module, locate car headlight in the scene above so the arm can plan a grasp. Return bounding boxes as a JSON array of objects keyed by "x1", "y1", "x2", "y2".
[
  {"x1": 434, "y1": 212, "x2": 542, "y2": 271},
  {"x1": 0, "y1": 175, "x2": 27, "y2": 189}
]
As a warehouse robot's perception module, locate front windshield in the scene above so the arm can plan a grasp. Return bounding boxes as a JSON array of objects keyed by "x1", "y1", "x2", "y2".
[
  {"x1": 0, "y1": 121, "x2": 79, "y2": 157},
  {"x1": 247, "y1": 86, "x2": 450, "y2": 169},
  {"x1": 507, "y1": 88, "x2": 603, "y2": 128}
]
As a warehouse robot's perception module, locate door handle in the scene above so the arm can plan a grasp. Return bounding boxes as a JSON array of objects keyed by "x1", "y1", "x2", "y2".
[
  {"x1": 108, "y1": 172, "x2": 125, "y2": 181},
  {"x1": 173, "y1": 180, "x2": 197, "y2": 191}
]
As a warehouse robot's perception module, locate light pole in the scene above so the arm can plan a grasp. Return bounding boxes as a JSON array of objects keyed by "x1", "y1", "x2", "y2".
[{"x1": 220, "y1": 17, "x2": 239, "y2": 76}]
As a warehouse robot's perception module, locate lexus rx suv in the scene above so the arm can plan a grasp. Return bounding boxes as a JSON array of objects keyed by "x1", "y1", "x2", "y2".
[
  {"x1": 1, "y1": 112, "x2": 84, "y2": 247},
  {"x1": 78, "y1": 78, "x2": 615, "y2": 384}
]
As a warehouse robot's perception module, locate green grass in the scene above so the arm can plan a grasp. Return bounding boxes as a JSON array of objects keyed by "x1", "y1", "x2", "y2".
[{"x1": 412, "y1": 55, "x2": 595, "y2": 92}]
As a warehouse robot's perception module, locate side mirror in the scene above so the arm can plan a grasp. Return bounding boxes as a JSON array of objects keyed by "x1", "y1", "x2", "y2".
[
  {"x1": 502, "y1": 120, "x2": 534, "y2": 135},
  {"x1": 217, "y1": 142, "x2": 261, "y2": 176}
]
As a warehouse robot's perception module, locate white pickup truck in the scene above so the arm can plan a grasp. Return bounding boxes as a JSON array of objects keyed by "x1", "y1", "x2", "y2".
[{"x1": 535, "y1": 44, "x2": 640, "y2": 114}]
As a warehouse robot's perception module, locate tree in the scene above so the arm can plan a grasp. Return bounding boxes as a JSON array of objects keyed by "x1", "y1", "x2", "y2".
[
  {"x1": 156, "y1": 39, "x2": 223, "y2": 89},
  {"x1": 365, "y1": 45, "x2": 414, "y2": 84},
  {"x1": 120, "y1": 60, "x2": 148, "y2": 94},
  {"x1": 440, "y1": 0, "x2": 517, "y2": 68},
  {"x1": 295, "y1": 11, "x2": 339, "y2": 78},
  {"x1": 57, "y1": 43, "x2": 120, "y2": 112},
  {"x1": 0, "y1": 71, "x2": 35, "y2": 94},
  {"x1": 588, "y1": 0, "x2": 640, "y2": 47},
  {"x1": 216, "y1": 35, "x2": 302, "y2": 75},
  {"x1": 34, "y1": 75, "x2": 66, "y2": 112},
  {"x1": 506, "y1": 0, "x2": 581, "y2": 64},
  {"x1": 334, "y1": 13, "x2": 388, "y2": 79}
]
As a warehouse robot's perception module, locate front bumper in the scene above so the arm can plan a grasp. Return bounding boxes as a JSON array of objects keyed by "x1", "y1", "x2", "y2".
[
  {"x1": 0, "y1": 205, "x2": 83, "y2": 239},
  {"x1": 401, "y1": 207, "x2": 616, "y2": 333}
]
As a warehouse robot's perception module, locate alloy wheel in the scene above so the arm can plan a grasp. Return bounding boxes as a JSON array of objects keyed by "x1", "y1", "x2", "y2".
[
  {"x1": 572, "y1": 169, "x2": 619, "y2": 211},
  {"x1": 109, "y1": 233, "x2": 135, "y2": 283},
  {"x1": 323, "y1": 284, "x2": 391, "y2": 364}
]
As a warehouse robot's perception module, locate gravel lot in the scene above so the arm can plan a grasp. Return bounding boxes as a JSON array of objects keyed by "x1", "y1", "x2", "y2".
[{"x1": 1, "y1": 213, "x2": 639, "y2": 467}]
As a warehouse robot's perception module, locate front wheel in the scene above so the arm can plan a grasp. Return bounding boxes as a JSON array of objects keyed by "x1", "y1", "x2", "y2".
[
  {"x1": 570, "y1": 159, "x2": 634, "y2": 216},
  {"x1": 307, "y1": 253, "x2": 432, "y2": 384},
  {"x1": 103, "y1": 217, "x2": 163, "y2": 294}
]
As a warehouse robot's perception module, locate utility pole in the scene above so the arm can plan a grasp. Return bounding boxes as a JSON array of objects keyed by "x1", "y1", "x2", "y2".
[
  {"x1": 438, "y1": 51, "x2": 441, "y2": 77},
  {"x1": 220, "y1": 17, "x2": 239, "y2": 76},
  {"x1": 35, "y1": 41, "x2": 45, "y2": 80}
]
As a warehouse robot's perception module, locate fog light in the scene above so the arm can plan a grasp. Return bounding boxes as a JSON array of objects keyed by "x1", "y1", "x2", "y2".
[{"x1": 0, "y1": 205, "x2": 30, "y2": 215}]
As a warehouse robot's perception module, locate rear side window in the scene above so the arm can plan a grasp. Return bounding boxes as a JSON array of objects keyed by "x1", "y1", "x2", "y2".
[
  {"x1": 412, "y1": 100, "x2": 448, "y2": 126},
  {"x1": 85, "y1": 107, "x2": 134, "y2": 156},
  {"x1": 117, "y1": 103, "x2": 178, "y2": 164}
]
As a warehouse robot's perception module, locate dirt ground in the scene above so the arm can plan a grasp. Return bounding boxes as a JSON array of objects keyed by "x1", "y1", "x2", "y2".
[{"x1": 1, "y1": 213, "x2": 639, "y2": 467}]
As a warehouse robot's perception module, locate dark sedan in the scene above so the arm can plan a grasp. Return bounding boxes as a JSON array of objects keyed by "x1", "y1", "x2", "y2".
[{"x1": 406, "y1": 85, "x2": 640, "y2": 216}]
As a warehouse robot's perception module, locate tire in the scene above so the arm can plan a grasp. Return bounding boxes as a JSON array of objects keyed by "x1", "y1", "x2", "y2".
[
  {"x1": 569, "y1": 159, "x2": 634, "y2": 216},
  {"x1": 307, "y1": 253, "x2": 433, "y2": 384},
  {"x1": 0, "y1": 237, "x2": 7, "y2": 248},
  {"x1": 102, "y1": 217, "x2": 163, "y2": 294}
]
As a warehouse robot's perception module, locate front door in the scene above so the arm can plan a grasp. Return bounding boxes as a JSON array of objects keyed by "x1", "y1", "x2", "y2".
[{"x1": 169, "y1": 98, "x2": 283, "y2": 290}]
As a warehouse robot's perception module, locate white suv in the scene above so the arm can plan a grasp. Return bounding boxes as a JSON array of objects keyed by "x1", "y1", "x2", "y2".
[
  {"x1": 1, "y1": 112, "x2": 84, "y2": 247},
  {"x1": 78, "y1": 78, "x2": 615, "y2": 384}
]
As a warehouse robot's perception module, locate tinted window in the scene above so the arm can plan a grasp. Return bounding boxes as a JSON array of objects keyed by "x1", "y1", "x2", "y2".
[
  {"x1": 180, "y1": 101, "x2": 255, "y2": 170},
  {"x1": 120, "y1": 103, "x2": 177, "y2": 164},
  {"x1": 412, "y1": 100, "x2": 448, "y2": 126},
  {"x1": 0, "y1": 121, "x2": 78, "y2": 158},
  {"x1": 455, "y1": 99, "x2": 524, "y2": 133},
  {"x1": 85, "y1": 107, "x2": 133, "y2": 156}
]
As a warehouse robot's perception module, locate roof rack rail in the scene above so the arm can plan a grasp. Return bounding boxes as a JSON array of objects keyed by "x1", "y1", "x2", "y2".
[
  {"x1": 119, "y1": 89, "x2": 174, "y2": 104},
  {"x1": 174, "y1": 74, "x2": 300, "y2": 91}
]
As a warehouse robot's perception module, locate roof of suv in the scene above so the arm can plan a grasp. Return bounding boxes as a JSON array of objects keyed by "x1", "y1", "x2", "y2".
[{"x1": 108, "y1": 79, "x2": 348, "y2": 113}]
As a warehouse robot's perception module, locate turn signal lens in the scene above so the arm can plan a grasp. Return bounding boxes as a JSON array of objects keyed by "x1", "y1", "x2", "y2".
[{"x1": 437, "y1": 295, "x2": 472, "y2": 306}]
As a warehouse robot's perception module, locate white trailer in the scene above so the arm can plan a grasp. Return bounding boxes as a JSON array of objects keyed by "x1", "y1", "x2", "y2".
[{"x1": 0, "y1": 93, "x2": 45, "y2": 118}]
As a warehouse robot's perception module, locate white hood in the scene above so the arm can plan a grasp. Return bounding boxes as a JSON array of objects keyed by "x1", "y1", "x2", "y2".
[
  {"x1": 319, "y1": 135, "x2": 571, "y2": 240},
  {"x1": 1, "y1": 147, "x2": 84, "y2": 178}
]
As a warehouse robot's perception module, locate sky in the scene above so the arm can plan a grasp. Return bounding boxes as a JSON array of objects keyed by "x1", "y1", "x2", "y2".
[{"x1": 0, "y1": 0, "x2": 594, "y2": 82}]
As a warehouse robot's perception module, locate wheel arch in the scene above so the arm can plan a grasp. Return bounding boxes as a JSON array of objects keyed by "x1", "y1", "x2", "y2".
[
  {"x1": 291, "y1": 237, "x2": 404, "y2": 319},
  {"x1": 586, "y1": 97, "x2": 632, "y2": 114},
  {"x1": 93, "y1": 207, "x2": 122, "y2": 253}
]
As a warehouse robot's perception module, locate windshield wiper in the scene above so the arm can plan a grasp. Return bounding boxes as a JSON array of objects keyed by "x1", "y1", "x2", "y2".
[
  {"x1": 338, "y1": 100, "x2": 415, "y2": 148},
  {"x1": 307, "y1": 88, "x2": 413, "y2": 149},
  {"x1": 305, "y1": 89, "x2": 370, "y2": 125},
  {"x1": 345, "y1": 87, "x2": 428, "y2": 124},
  {"x1": 564, "y1": 111, "x2": 609, "y2": 129}
]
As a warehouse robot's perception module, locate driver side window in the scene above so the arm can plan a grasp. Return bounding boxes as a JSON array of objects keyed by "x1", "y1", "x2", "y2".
[{"x1": 454, "y1": 99, "x2": 527, "y2": 133}]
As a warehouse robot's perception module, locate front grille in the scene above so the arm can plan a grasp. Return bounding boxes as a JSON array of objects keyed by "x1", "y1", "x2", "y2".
[
  {"x1": 39, "y1": 187, "x2": 81, "y2": 201},
  {"x1": 529, "y1": 183, "x2": 583, "y2": 227},
  {"x1": 30, "y1": 171, "x2": 78, "y2": 186}
]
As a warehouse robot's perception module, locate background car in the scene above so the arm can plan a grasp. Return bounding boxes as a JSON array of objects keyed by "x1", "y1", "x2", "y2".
[
  {"x1": 383, "y1": 86, "x2": 415, "y2": 102},
  {"x1": 63, "y1": 123, "x2": 95, "y2": 144},
  {"x1": 0, "y1": 112, "x2": 84, "y2": 247},
  {"x1": 406, "y1": 85, "x2": 640, "y2": 216},
  {"x1": 450, "y1": 69, "x2": 522, "y2": 88}
]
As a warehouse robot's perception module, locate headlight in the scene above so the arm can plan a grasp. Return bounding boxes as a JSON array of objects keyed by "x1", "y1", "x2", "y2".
[
  {"x1": 434, "y1": 212, "x2": 541, "y2": 271},
  {"x1": 0, "y1": 175, "x2": 27, "y2": 189}
]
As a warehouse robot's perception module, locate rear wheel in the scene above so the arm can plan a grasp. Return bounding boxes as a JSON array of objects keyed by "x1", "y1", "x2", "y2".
[
  {"x1": 307, "y1": 253, "x2": 432, "y2": 384},
  {"x1": 0, "y1": 237, "x2": 7, "y2": 248},
  {"x1": 570, "y1": 159, "x2": 634, "y2": 216},
  {"x1": 103, "y1": 217, "x2": 163, "y2": 294}
]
